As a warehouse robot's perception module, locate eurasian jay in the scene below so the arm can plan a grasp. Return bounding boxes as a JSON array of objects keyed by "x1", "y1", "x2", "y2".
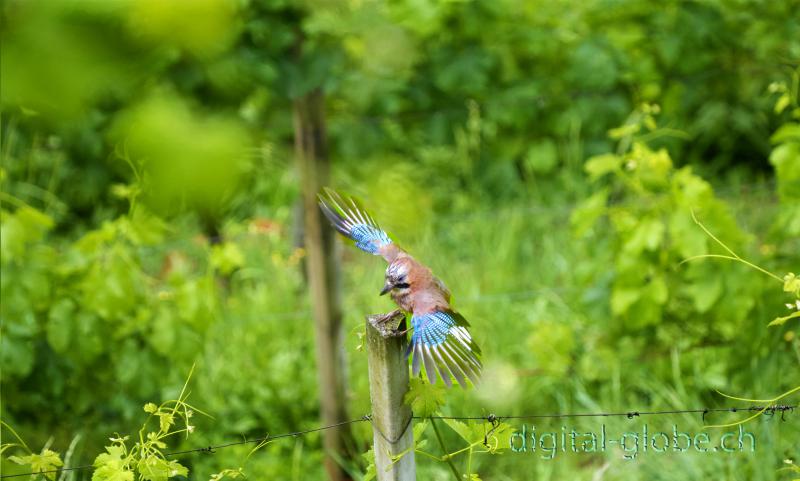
[{"x1": 318, "y1": 188, "x2": 482, "y2": 388}]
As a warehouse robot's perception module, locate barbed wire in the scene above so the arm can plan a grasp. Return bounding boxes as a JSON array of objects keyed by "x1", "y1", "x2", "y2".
[
  {"x1": 421, "y1": 404, "x2": 798, "y2": 422},
  {"x1": 1, "y1": 404, "x2": 795, "y2": 479}
]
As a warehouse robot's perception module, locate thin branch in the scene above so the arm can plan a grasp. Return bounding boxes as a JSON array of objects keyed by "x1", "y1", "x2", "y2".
[
  {"x1": 685, "y1": 209, "x2": 784, "y2": 283},
  {"x1": 705, "y1": 386, "x2": 800, "y2": 429}
]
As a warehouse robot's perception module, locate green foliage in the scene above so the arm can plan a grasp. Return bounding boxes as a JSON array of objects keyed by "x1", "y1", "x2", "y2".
[
  {"x1": 768, "y1": 69, "x2": 800, "y2": 238},
  {"x1": 440, "y1": 419, "x2": 513, "y2": 456},
  {"x1": 404, "y1": 378, "x2": 446, "y2": 417},
  {"x1": 208, "y1": 468, "x2": 245, "y2": 481},
  {"x1": 767, "y1": 276, "x2": 800, "y2": 326},
  {"x1": 0, "y1": 181, "x2": 312, "y2": 477},
  {"x1": 8, "y1": 449, "x2": 63, "y2": 481},
  {"x1": 413, "y1": 415, "x2": 514, "y2": 481},
  {"x1": 112, "y1": 93, "x2": 253, "y2": 215},
  {"x1": 573, "y1": 105, "x2": 754, "y2": 341},
  {"x1": 780, "y1": 459, "x2": 800, "y2": 481},
  {"x1": 1, "y1": 371, "x2": 243, "y2": 481},
  {"x1": 1, "y1": 0, "x2": 799, "y2": 479},
  {"x1": 0, "y1": 199, "x2": 213, "y2": 421},
  {"x1": 527, "y1": 320, "x2": 575, "y2": 376}
]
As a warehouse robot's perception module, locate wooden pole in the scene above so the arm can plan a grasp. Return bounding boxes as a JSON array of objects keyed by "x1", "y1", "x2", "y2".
[
  {"x1": 365, "y1": 310, "x2": 415, "y2": 481},
  {"x1": 294, "y1": 89, "x2": 355, "y2": 481}
]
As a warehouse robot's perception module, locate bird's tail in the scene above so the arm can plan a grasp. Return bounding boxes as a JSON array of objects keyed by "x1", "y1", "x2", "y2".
[{"x1": 318, "y1": 188, "x2": 394, "y2": 256}]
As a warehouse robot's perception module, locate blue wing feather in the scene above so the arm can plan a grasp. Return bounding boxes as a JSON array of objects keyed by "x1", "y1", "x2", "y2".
[
  {"x1": 408, "y1": 310, "x2": 482, "y2": 388},
  {"x1": 318, "y1": 189, "x2": 393, "y2": 256},
  {"x1": 350, "y1": 224, "x2": 392, "y2": 255}
]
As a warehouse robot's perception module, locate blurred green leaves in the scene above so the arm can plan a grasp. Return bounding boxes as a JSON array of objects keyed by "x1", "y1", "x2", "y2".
[
  {"x1": 570, "y1": 105, "x2": 769, "y2": 368},
  {"x1": 113, "y1": 93, "x2": 252, "y2": 214},
  {"x1": 1, "y1": 0, "x2": 242, "y2": 120},
  {"x1": 0, "y1": 206, "x2": 54, "y2": 260},
  {"x1": 527, "y1": 320, "x2": 575, "y2": 375},
  {"x1": 1, "y1": 1, "x2": 799, "y2": 479},
  {"x1": 523, "y1": 139, "x2": 558, "y2": 175},
  {"x1": 1, "y1": 1, "x2": 138, "y2": 119},
  {"x1": 126, "y1": 0, "x2": 240, "y2": 58},
  {"x1": 769, "y1": 122, "x2": 800, "y2": 236}
]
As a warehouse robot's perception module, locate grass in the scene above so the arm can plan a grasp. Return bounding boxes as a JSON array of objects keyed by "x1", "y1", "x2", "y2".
[
  {"x1": 167, "y1": 184, "x2": 798, "y2": 480},
  {"x1": 3, "y1": 178, "x2": 797, "y2": 480}
]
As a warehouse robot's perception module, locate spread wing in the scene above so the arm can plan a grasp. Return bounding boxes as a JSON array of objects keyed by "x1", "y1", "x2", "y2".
[
  {"x1": 318, "y1": 188, "x2": 396, "y2": 260},
  {"x1": 406, "y1": 310, "x2": 482, "y2": 388}
]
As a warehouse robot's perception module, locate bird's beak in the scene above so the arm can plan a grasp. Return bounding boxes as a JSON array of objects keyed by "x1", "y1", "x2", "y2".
[{"x1": 379, "y1": 282, "x2": 393, "y2": 296}]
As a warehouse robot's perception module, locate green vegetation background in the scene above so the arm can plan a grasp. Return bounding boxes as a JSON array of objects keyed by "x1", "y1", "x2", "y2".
[{"x1": 1, "y1": 0, "x2": 799, "y2": 479}]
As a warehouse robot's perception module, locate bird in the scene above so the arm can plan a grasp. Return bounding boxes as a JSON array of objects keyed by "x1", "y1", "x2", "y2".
[{"x1": 318, "y1": 187, "x2": 482, "y2": 388}]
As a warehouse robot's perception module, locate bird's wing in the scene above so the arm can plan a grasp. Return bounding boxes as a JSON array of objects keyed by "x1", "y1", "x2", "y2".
[
  {"x1": 318, "y1": 188, "x2": 397, "y2": 261},
  {"x1": 406, "y1": 310, "x2": 482, "y2": 388}
]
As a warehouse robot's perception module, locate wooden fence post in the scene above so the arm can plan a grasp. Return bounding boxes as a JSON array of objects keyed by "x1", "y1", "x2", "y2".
[{"x1": 365, "y1": 310, "x2": 415, "y2": 481}]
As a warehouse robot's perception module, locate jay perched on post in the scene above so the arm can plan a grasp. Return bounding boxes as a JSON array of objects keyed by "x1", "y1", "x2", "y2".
[{"x1": 318, "y1": 188, "x2": 482, "y2": 388}]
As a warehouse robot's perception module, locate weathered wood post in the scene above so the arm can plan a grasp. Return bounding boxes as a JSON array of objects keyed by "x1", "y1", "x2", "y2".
[{"x1": 365, "y1": 310, "x2": 415, "y2": 481}]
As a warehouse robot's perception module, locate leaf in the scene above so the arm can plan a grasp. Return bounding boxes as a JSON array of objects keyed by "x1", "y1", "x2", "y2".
[
  {"x1": 47, "y1": 298, "x2": 75, "y2": 353},
  {"x1": 148, "y1": 309, "x2": 176, "y2": 355},
  {"x1": 484, "y1": 422, "x2": 514, "y2": 453},
  {"x1": 769, "y1": 142, "x2": 800, "y2": 201},
  {"x1": 210, "y1": 242, "x2": 244, "y2": 275},
  {"x1": 11, "y1": 449, "x2": 64, "y2": 481},
  {"x1": 441, "y1": 419, "x2": 513, "y2": 454},
  {"x1": 770, "y1": 123, "x2": 800, "y2": 144},
  {"x1": 669, "y1": 210, "x2": 707, "y2": 258},
  {"x1": 608, "y1": 123, "x2": 640, "y2": 140},
  {"x1": 646, "y1": 276, "x2": 668, "y2": 305},
  {"x1": 611, "y1": 287, "x2": 640, "y2": 316},
  {"x1": 442, "y1": 418, "x2": 473, "y2": 443},
  {"x1": 413, "y1": 420, "x2": 429, "y2": 440},
  {"x1": 143, "y1": 403, "x2": 158, "y2": 414},
  {"x1": 137, "y1": 455, "x2": 188, "y2": 481},
  {"x1": 16, "y1": 206, "x2": 55, "y2": 241},
  {"x1": 524, "y1": 139, "x2": 558, "y2": 174},
  {"x1": 775, "y1": 94, "x2": 791, "y2": 114},
  {"x1": 0, "y1": 333, "x2": 35, "y2": 377},
  {"x1": 783, "y1": 273, "x2": 800, "y2": 296},
  {"x1": 158, "y1": 412, "x2": 175, "y2": 433},
  {"x1": 209, "y1": 468, "x2": 245, "y2": 481},
  {"x1": 362, "y1": 447, "x2": 376, "y2": 481},
  {"x1": 769, "y1": 310, "x2": 800, "y2": 327},
  {"x1": 683, "y1": 276, "x2": 722, "y2": 313},
  {"x1": 584, "y1": 154, "x2": 621, "y2": 180},
  {"x1": 623, "y1": 217, "x2": 664, "y2": 254},
  {"x1": 404, "y1": 378, "x2": 445, "y2": 417},
  {"x1": 570, "y1": 188, "x2": 608, "y2": 237},
  {"x1": 1, "y1": 206, "x2": 54, "y2": 260},
  {"x1": 94, "y1": 445, "x2": 133, "y2": 481}
]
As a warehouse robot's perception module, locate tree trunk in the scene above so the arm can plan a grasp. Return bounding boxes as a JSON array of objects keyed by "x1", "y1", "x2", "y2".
[{"x1": 294, "y1": 89, "x2": 355, "y2": 481}]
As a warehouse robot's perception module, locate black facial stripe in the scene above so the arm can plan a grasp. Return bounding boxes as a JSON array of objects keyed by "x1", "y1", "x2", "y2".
[{"x1": 394, "y1": 282, "x2": 410, "y2": 289}]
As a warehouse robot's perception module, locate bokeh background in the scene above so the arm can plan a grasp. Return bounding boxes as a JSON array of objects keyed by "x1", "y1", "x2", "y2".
[{"x1": 1, "y1": 0, "x2": 799, "y2": 479}]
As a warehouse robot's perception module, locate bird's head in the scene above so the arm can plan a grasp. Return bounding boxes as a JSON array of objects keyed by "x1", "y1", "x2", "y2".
[{"x1": 381, "y1": 263, "x2": 410, "y2": 296}]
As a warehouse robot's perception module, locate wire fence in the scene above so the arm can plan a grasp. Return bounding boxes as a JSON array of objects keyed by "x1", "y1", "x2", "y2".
[{"x1": 2, "y1": 404, "x2": 795, "y2": 480}]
